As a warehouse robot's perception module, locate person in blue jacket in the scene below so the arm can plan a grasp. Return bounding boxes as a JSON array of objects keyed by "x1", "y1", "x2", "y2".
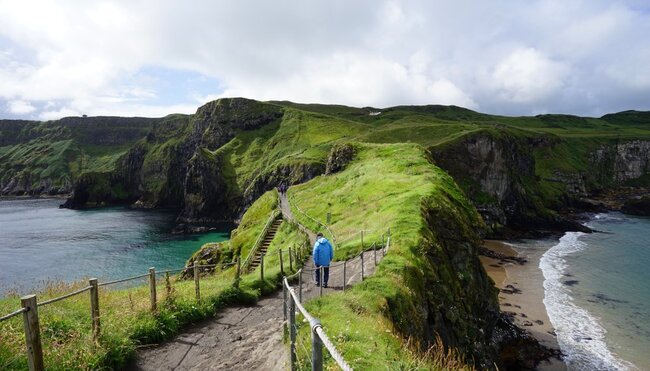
[{"x1": 313, "y1": 232, "x2": 333, "y2": 287}]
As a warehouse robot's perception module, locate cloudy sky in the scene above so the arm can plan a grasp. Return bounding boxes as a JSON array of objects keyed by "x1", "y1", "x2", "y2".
[{"x1": 1, "y1": 0, "x2": 649, "y2": 120}]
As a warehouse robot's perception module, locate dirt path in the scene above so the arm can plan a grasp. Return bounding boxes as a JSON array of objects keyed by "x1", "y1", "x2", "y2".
[
  {"x1": 130, "y1": 194, "x2": 385, "y2": 370},
  {"x1": 279, "y1": 193, "x2": 315, "y2": 244},
  {"x1": 127, "y1": 292, "x2": 288, "y2": 371}
]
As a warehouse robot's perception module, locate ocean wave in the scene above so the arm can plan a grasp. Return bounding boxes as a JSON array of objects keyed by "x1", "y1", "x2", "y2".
[{"x1": 540, "y1": 232, "x2": 637, "y2": 371}]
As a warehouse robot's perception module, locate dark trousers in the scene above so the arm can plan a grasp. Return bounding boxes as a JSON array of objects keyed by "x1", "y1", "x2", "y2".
[{"x1": 315, "y1": 264, "x2": 330, "y2": 286}]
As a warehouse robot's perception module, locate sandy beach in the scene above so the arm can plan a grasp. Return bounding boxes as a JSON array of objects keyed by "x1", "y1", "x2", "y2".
[{"x1": 480, "y1": 240, "x2": 566, "y2": 370}]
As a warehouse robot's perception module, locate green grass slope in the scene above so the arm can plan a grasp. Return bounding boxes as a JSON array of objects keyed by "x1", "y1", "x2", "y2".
[
  {"x1": 288, "y1": 142, "x2": 499, "y2": 369},
  {"x1": 204, "y1": 107, "x2": 370, "y2": 207}
]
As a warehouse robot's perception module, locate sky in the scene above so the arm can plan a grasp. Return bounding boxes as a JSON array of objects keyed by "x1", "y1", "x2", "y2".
[{"x1": 1, "y1": 0, "x2": 649, "y2": 120}]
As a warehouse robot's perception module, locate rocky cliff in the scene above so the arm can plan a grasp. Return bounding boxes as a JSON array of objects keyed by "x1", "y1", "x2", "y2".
[
  {"x1": 430, "y1": 128, "x2": 650, "y2": 237},
  {"x1": 590, "y1": 140, "x2": 650, "y2": 184},
  {"x1": 0, "y1": 116, "x2": 154, "y2": 196},
  {"x1": 61, "y1": 99, "x2": 329, "y2": 227}
]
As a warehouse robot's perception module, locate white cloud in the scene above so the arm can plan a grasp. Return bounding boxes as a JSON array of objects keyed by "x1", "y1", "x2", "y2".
[
  {"x1": 0, "y1": 0, "x2": 649, "y2": 119},
  {"x1": 8, "y1": 100, "x2": 36, "y2": 114},
  {"x1": 491, "y1": 48, "x2": 568, "y2": 103},
  {"x1": 39, "y1": 107, "x2": 81, "y2": 121}
]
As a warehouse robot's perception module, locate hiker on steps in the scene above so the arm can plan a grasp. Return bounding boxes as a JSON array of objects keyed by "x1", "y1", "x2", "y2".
[{"x1": 313, "y1": 232, "x2": 333, "y2": 287}]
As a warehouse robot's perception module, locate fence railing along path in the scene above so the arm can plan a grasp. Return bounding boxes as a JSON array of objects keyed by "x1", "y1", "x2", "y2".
[
  {"x1": 2, "y1": 192, "x2": 391, "y2": 371},
  {"x1": 281, "y1": 237, "x2": 391, "y2": 371},
  {"x1": 280, "y1": 192, "x2": 392, "y2": 370},
  {"x1": 0, "y1": 260, "x2": 242, "y2": 371}
]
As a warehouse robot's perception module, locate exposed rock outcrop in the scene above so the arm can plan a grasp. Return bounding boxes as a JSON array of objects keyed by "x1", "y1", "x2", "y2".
[
  {"x1": 429, "y1": 131, "x2": 585, "y2": 236},
  {"x1": 590, "y1": 140, "x2": 650, "y2": 184},
  {"x1": 64, "y1": 98, "x2": 291, "y2": 223},
  {"x1": 621, "y1": 196, "x2": 650, "y2": 216},
  {"x1": 431, "y1": 130, "x2": 650, "y2": 237},
  {"x1": 325, "y1": 143, "x2": 356, "y2": 174}
]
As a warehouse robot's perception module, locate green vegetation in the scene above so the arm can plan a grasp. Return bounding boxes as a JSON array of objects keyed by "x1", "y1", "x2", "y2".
[
  {"x1": 288, "y1": 143, "x2": 493, "y2": 369},
  {"x1": 232, "y1": 190, "x2": 279, "y2": 259},
  {"x1": 206, "y1": 107, "x2": 370, "y2": 206}
]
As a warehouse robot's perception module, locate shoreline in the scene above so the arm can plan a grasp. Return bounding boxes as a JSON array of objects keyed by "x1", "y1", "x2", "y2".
[
  {"x1": 0, "y1": 194, "x2": 69, "y2": 201},
  {"x1": 480, "y1": 240, "x2": 566, "y2": 371}
]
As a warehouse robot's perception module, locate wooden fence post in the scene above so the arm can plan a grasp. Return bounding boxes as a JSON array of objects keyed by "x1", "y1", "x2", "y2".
[
  {"x1": 89, "y1": 278, "x2": 100, "y2": 342},
  {"x1": 149, "y1": 267, "x2": 157, "y2": 312},
  {"x1": 298, "y1": 269, "x2": 303, "y2": 302},
  {"x1": 165, "y1": 272, "x2": 172, "y2": 299},
  {"x1": 289, "y1": 294, "x2": 297, "y2": 371},
  {"x1": 289, "y1": 247, "x2": 294, "y2": 271},
  {"x1": 312, "y1": 319, "x2": 323, "y2": 371},
  {"x1": 374, "y1": 243, "x2": 378, "y2": 265},
  {"x1": 361, "y1": 252, "x2": 365, "y2": 281},
  {"x1": 260, "y1": 254, "x2": 265, "y2": 281},
  {"x1": 194, "y1": 263, "x2": 201, "y2": 304},
  {"x1": 283, "y1": 279, "x2": 287, "y2": 322},
  {"x1": 21, "y1": 295, "x2": 44, "y2": 371},
  {"x1": 235, "y1": 257, "x2": 241, "y2": 288},
  {"x1": 279, "y1": 249, "x2": 284, "y2": 274},
  {"x1": 343, "y1": 259, "x2": 347, "y2": 292}
]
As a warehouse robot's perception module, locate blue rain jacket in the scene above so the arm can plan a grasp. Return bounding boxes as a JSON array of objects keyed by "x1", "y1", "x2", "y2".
[{"x1": 313, "y1": 237, "x2": 333, "y2": 266}]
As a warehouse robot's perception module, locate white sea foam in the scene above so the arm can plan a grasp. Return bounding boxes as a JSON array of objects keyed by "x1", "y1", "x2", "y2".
[{"x1": 540, "y1": 232, "x2": 637, "y2": 371}]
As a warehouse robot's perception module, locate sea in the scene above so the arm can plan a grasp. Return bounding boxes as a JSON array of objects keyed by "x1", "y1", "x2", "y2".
[
  {"x1": 516, "y1": 213, "x2": 650, "y2": 370},
  {"x1": 0, "y1": 198, "x2": 232, "y2": 297}
]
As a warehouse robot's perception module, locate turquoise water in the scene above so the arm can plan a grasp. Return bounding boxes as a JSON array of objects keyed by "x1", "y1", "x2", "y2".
[
  {"x1": 540, "y1": 213, "x2": 650, "y2": 370},
  {"x1": 0, "y1": 198, "x2": 232, "y2": 297}
]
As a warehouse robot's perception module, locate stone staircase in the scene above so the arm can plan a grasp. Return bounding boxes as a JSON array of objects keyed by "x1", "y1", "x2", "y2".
[{"x1": 249, "y1": 218, "x2": 283, "y2": 270}]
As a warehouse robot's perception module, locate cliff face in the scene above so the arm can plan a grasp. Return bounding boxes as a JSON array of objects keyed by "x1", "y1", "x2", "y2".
[
  {"x1": 590, "y1": 140, "x2": 650, "y2": 184},
  {"x1": 64, "y1": 99, "x2": 286, "y2": 219},
  {"x1": 0, "y1": 117, "x2": 154, "y2": 196},
  {"x1": 287, "y1": 143, "x2": 549, "y2": 369},
  {"x1": 63, "y1": 99, "x2": 326, "y2": 224},
  {"x1": 431, "y1": 131, "x2": 566, "y2": 235},
  {"x1": 430, "y1": 130, "x2": 650, "y2": 236}
]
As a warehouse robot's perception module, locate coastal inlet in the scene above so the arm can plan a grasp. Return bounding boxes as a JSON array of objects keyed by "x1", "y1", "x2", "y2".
[{"x1": 0, "y1": 198, "x2": 233, "y2": 296}]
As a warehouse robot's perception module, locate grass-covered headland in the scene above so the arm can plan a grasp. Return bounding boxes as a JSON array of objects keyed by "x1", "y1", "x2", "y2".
[{"x1": 288, "y1": 142, "x2": 503, "y2": 369}]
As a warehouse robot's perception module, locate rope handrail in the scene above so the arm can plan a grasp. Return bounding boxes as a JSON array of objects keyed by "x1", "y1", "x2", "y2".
[
  {"x1": 194, "y1": 262, "x2": 236, "y2": 269},
  {"x1": 98, "y1": 272, "x2": 151, "y2": 287},
  {"x1": 282, "y1": 234, "x2": 390, "y2": 369},
  {"x1": 156, "y1": 268, "x2": 187, "y2": 275},
  {"x1": 0, "y1": 308, "x2": 27, "y2": 322},
  {"x1": 242, "y1": 209, "x2": 280, "y2": 271},
  {"x1": 314, "y1": 325, "x2": 352, "y2": 371},
  {"x1": 285, "y1": 268, "x2": 302, "y2": 280},
  {"x1": 284, "y1": 278, "x2": 353, "y2": 371},
  {"x1": 38, "y1": 285, "x2": 92, "y2": 306}
]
